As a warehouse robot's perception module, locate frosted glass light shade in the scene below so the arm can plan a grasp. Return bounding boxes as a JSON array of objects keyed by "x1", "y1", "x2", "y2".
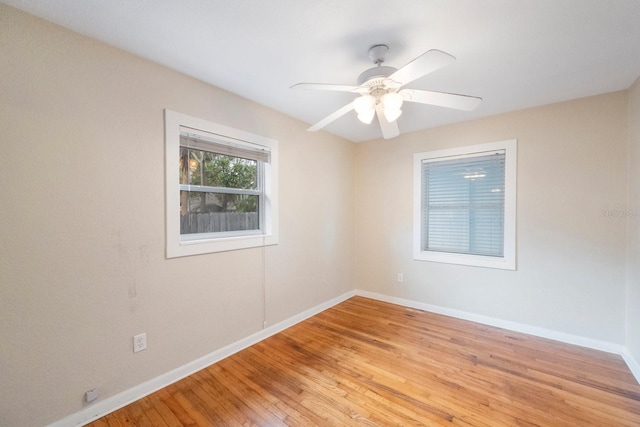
[
  {"x1": 357, "y1": 109, "x2": 375, "y2": 124},
  {"x1": 354, "y1": 95, "x2": 375, "y2": 114},
  {"x1": 383, "y1": 107, "x2": 402, "y2": 122},
  {"x1": 381, "y1": 92, "x2": 403, "y2": 122},
  {"x1": 354, "y1": 95, "x2": 376, "y2": 124},
  {"x1": 381, "y1": 92, "x2": 403, "y2": 110}
]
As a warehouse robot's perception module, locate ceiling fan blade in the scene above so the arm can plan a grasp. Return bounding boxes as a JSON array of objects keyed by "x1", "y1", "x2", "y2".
[
  {"x1": 400, "y1": 89, "x2": 482, "y2": 111},
  {"x1": 291, "y1": 83, "x2": 361, "y2": 92},
  {"x1": 388, "y1": 50, "x2": 455, "y2": 87},
  {"x1": 375, "y1": 103, "x2": 400, "y2": 140},
  {"x1": 307, "y1": 102, "x2": 355, "y2": 131}
]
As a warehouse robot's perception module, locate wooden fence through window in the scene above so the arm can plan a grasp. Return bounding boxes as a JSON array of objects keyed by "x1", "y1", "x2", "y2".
[{"x1": 180, "y1": 212, "x2": 258, "y2": 234}]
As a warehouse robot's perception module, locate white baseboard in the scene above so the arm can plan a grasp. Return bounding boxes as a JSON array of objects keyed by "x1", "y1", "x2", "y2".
[
  {"x1": 49, "y1": 288, "x2": 639, "y2": 426},
  {"x1": 355, "y1": 290, "x2": 626, "y2": 355},
  {"x1": 356, "y1": 290, "x2": 640, "y2": 384},
  {"x1": 48, "y1": 290, "x2": 357, "y2": 427},
  {"x1": 355, "y1": 290, "x2": 640, "y2": 383},
  {"x1": 622, "y1": 348, "x2": 640, "y2": 384}
]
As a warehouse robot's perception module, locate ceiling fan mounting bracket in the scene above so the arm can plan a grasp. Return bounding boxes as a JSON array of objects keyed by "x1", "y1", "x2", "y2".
[{"x1": 368, "y1": 44, "x2": 389, "y2": 65}]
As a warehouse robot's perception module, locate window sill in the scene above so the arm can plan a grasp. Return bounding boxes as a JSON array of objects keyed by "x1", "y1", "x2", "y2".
[
  {"x1": 413, "y1": 250, "x2": 516, "y2": 270},
  {"x1": 167, "y1": 232, "x2": 278, "y2": 258}
]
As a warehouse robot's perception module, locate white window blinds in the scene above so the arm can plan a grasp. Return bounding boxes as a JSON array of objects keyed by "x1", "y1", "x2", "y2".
[
  {"x1": 421, "y1": 150, "x2": 506, "y2": 257},
  {"x1": 180, "y1": 130, "x2": 270, "y2": 163}
]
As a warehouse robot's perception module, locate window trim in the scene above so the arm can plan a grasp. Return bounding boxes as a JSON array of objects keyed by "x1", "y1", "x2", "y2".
[
  {"x1": 165, "y1": 110, "x2": 278, "y2": 258},
  {"x1": 412, "y1": 139, "x2": 517, "y2": 270}
]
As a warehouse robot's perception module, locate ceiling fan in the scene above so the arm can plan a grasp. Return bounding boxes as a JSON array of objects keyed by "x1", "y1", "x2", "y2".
[{"x1": 291, "y1": 44, "x2": 482, "y2": 139}]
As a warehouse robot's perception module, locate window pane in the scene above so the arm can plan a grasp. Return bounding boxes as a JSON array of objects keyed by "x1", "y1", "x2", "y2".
[
  {"x1": 179, "y1": 148, "x2": 258, "y2": 190},
  {"x1": 180, "y1": 191, "x2": 259, "y2": 234},
  {"x1": 202, "y1": 153, "x2": 257, "y2": 189},
  {"x1": 189, "y1": 151, "x2": 203, "y2": 186},
  {"x1": 422, "y1": 152, "x2": 505, "y2": 257}
]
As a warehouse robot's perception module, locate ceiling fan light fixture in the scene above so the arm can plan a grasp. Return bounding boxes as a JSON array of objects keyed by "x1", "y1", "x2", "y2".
[
  {"x1": 354, "y1": 94, "x2": 376, "y2": 124},
  {"x1": 357, "y1": 109, "x2": 376, "y2": 124},
  {"x1": 354, "y1": 94, "x2": 375, "y2": 113},
  {"x1": 381, "y1": 92, "x2": 403, "y2": 110},
  {"x1": 381, "y1": 92, "x2": 403, "y2": 122},
  {"x1": 383, "y1": 107, "x2": 402, "y2": 122}
]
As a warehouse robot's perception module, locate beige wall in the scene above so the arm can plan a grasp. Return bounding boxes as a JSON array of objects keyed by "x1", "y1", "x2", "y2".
[
  {"x1": 0, "y1": 5, "x2": 354, "y2": 426},
  {"x1": 354, "y1": 91, "x2": 629, "y2": 343},
  {"x1": 627, "y1": 77, "x2": 640, "y2": 361},
  {"x1": 2, "y1": 4, "x2": 639, "y2": 427}
]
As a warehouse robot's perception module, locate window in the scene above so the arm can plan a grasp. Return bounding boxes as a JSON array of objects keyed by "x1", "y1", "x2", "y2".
[
  {"x1": 165, "y1": 110, "x2": 278, "y2": 258},
  {"x1": 413, "y1": 139, "x2": 516, "y2": 270}
]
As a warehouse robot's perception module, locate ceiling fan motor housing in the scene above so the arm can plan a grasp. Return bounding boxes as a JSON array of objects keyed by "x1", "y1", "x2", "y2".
[{"x1": 357, "y1": 65, "x2": 398, "y2": 87}]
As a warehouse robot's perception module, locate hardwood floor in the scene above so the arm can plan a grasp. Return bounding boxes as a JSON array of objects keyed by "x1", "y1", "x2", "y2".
[{"x1": 87, "y1": 297, "x2": 640, "y2": 426}]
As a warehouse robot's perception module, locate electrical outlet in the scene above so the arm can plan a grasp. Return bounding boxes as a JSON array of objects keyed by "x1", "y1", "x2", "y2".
[
  {"x1": 397, "y1": 273, "x2": 404, "y2": 283},
  {"x1": 133, "y1": 333, "x2": 147, "y2": 353},
  {"x1": 85, "y1": 388, "x2": 99, "y2": 403}
]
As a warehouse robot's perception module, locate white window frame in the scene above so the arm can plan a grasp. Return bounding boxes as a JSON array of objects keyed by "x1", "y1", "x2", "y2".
[
  {"x1": 165, "y1": 110, "x2": 278, "y2": 258},
  {"x1": 413, "y1": 139, "x2": 517, "y2": 270}
]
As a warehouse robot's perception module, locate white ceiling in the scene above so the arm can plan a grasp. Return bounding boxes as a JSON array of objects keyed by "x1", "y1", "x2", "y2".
[{"x1": 4, "y1": 0, "x2": 640, "y2": 142}]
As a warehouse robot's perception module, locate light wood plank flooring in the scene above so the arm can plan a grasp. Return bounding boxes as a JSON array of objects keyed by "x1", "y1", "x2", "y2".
[{"x1": 87, "y1": 296, "x2": 640, "y2": 426}]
